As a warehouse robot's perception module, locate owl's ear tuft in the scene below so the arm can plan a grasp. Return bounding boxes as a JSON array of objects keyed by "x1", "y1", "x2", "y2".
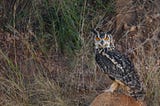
[
  {"x1": 105, "y1": 30, "x2": 112, "y2": 35},
  {"x1": 91, "y1": 29, "x2": 99, "y2": 36}
]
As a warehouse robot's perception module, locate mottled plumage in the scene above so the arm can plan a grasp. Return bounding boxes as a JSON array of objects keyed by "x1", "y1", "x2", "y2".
[{"x1": 92, "y1": 29, "x2": 145, "y2": 101}]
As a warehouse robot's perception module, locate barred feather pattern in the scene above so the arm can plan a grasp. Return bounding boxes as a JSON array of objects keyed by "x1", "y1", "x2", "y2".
[{"x1": 95, "y1": 48, "x2": 145, "y2": 100}]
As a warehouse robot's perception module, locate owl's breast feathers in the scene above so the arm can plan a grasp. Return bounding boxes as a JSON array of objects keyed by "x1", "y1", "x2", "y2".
[{"x1": 95, "y1": 48, "x2": 145, "y2": 100}]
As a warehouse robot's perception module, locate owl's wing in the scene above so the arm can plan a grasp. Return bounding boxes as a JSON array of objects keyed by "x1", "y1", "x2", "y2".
[{"x1": 95, "y1": 49, "x2": 142, "y2": 90}]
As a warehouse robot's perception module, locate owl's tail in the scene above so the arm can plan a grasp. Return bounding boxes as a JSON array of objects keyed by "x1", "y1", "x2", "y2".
[{"x1": 129, "y1": 87, "x2": 146, "y2": 101}]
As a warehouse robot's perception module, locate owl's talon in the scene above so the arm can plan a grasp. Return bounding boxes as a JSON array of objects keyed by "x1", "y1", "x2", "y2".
[
  {"x1": 104, "y1": 81, "x2": 119, "y2": 93},
  {"x1": 104, "y1": 89, "x2": 114, "y2": 93}
]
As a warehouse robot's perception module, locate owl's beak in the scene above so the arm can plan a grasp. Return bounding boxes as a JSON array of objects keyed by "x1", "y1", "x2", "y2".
[
  {"x1": 100, "y1": 41, "x2": 104, "y2": 45},
  {"x1": 100, "y1": 41, "x2": 107, "y2": 48}
]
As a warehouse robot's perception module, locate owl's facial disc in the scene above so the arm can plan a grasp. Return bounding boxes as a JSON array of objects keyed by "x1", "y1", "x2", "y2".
[
  {"x1": 94, "y1": 33, "x2": 111, "y2": 49},
  {"x1": 92, "y1": 29, "x2": 114, "y2": 49}
]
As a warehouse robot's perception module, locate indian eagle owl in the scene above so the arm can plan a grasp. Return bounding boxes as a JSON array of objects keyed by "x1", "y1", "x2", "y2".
[{"x1": 92, "y1": 29, "x2": 145, "y2": 101}]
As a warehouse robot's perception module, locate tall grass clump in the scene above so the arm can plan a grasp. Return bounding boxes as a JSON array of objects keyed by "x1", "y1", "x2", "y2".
[
  {"x1": 31, "y1": 0, "x2": 83, "y2": 55},
  {"x1": 1, "y1": 0, "x2": 82, "y2": 55},
  {"x1": 0, "y1": 47, "x2": 66, "y2": 106}
]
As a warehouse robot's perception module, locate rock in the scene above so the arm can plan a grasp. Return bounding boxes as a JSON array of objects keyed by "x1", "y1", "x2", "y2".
[{"x1": 90, "y1": 92, "x2": 146, "y2": 106}]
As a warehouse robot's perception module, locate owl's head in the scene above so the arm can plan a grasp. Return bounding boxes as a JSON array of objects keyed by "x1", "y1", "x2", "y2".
[{"x1": 92, "y1": 29, "x2": 114, "y2": 50}]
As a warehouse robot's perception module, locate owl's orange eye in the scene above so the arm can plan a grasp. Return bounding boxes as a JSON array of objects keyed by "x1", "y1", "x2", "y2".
[
  {"x1": 95, "y1": 37, "x2": 100, "y2": 41},
  {"x1": 104, "y1": 37, "x2": 109, "y2": 40}
]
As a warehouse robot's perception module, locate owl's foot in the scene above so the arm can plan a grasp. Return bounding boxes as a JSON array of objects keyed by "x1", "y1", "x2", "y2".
[
  {"x1": 104, "y1": 81, "x2": 119, "y2": 93},
  {"x1": 104, "y1": 88, "x2": 114, "y2": 93}
]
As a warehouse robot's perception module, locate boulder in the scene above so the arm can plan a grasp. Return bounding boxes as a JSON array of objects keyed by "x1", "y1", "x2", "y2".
[{"x1": 90, "y1": 92, "x2": 146, "y2": 106}]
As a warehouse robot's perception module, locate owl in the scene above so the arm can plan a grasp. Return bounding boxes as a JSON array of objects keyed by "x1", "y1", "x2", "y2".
[{"x1": 92, "y1": 29, "x2": 145, "y2": 101}]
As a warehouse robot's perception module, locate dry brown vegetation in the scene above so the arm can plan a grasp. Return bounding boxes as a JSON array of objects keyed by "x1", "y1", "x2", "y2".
[{"x1": 0, "y1": 0, "x2": 160, "y2": 106}]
